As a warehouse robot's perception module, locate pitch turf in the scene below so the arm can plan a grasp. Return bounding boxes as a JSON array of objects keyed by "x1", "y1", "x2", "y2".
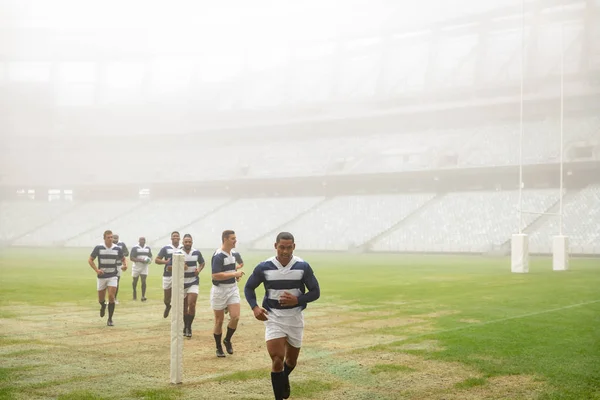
[{"x1": 0, "y1": 248, "x2": 599, "y2": 400}]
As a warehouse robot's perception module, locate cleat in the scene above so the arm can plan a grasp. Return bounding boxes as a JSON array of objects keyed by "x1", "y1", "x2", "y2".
[
  {"x1": 283, "y1": 376, "x2": 290, "y2": 399},
  {"x1": 115, "y1": 299, "x2": 120, "y2": 305},
  {"x1": 141, "y1": 297, "x2": 147, "y2": 302},
  {"x1": 224, "y1": 306, "x2": 229, "y2": 315},
  {"x1": 163, "y1": 305, "x2": 171, "y2": 318},
  {"x1": 107, "y1": 320, "x2": 114, "y2": 327},
  {"x1": 223, "y1": 339, "x2": 233, "y2": 355},
  {"x1": 188, "y1": 327, "x2": 192, "y2": 338},
  {"x1": 100, "y1": 305, "x2": 106, "y2": 318},
  {"x1": 216, "y1": 348, "x2": 226, "y2": 358}
]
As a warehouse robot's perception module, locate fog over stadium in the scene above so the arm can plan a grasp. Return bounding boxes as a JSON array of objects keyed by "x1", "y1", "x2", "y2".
[
  {"x1": 1, "y1": 0, "x2": 598, "y2": 256},
  {"x1": 2, "y1": 1, "x2": 600, "y2": 399}
]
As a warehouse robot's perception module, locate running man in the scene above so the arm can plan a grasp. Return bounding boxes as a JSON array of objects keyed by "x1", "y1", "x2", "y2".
[
  {"x1": 130, "y1": 236, "x2": 152, "y2": 301},
  {"x1": 211, "y1": 230, "x2": 245, "y2": 357},
  {"x1": 244, "y1": 232, "x2": 320, "y2": 400},
  {"x1": 111, "y1": 234, "x2": 129, "y2": 304},
  {"x1": 155, "y1": 231, "x2": 182, "y2": 318},
  {"x1": 166, "y1": 234, "x2": 205, "y2": 338},
  {"x1": 88, "y1": 230, "x2": 128, "y2": 326}
]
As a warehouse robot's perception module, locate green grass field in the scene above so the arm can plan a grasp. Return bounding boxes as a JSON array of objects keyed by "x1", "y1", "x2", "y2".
[{"x1": 1, "y1": 248, "x2": 599, "y2": 400}]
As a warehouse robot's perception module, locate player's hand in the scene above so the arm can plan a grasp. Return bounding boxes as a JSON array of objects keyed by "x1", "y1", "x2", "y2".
[
  {"x1": 234, "y1": 271, "x2": 245, "y2": 281},
  {"x1": 96, "y1": 269, "x2": 104, "y2": 276},
  {"x1": 167, "y1": 265, "x2": 172, "y2": 271},
  {"x1": 194, "y1": 268, "x2": 199, "y2": 276},
  {"x1": 253, "y1": 306, "x2": 268, "y2": 321},
  {"x1": 121, "y1": 265, "x2": 127, "y2": 271},
  {"x1": 279, "y1": 292, "x2": 298, "y2": 307}
]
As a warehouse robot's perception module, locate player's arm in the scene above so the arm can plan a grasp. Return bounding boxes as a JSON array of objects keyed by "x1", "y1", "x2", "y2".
[
  {"x1": 155, "y1": 247, "x2": 168, "y2": 265},
  {"x1": 119, "y1": 248, "x2": 128, "y2": 271},
  {"x1": 130, "y1": 247, "x2": 140, "y2": 262},
  {"x1": 244, "y1": 266, "x2": 268, "y2": 321},
  {"x1": 297, "y1": 265, "x2": 320, "y2": 306},
  {"x1": 88, "y1": 247, "x2": 103, "y2": 276},
  {"x1": 211, "y1": 256, "x2": 244, "y2": 281},
  {"x1": 234, "y1": 252, "x2": 244, "y2": 270},
  {"x1": 280, "y1": 264, "x2": 320, "y2": 307},
  {"x1": 196, "y1": 252, "x2": 205, "y2": 275}
]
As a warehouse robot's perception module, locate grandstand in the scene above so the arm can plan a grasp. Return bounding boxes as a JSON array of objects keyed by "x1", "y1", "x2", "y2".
[{"x1": 1, "y1": 0, "x2": 599, "y2": 257}]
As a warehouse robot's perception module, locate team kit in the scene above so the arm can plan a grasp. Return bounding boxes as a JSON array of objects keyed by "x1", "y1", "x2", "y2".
[{"x1": 87, "y1": 229, "x2": 321, "y2": 400}]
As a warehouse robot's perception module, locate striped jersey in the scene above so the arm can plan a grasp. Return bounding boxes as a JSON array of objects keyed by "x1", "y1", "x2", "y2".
[
  {"x1": 130, "y1": 245, "x2": 152, "y2": 269},
  {"x1": 157, "y1": 244, "x2": 183, "y2": 277},
  {"x1": 90, "y1": 243, "x2": 124, "y2": 279},
  {"x1": 167, "y1": 248, "x2": 204, "y2": 288},
  {"x1": 211, "y1": 249, "x2": 243, "y2": 286},
  {"x1": 244, "y1": 255, "x2": 320, "y2": 317},
  {"x1": 113, "y1": 241, "x2": 129, "y2": 268}
]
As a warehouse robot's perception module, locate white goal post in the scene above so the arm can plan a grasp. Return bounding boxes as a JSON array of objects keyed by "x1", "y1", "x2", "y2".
[{"x1": 170, "y1": 253, "x2": 185, "y2": 384}]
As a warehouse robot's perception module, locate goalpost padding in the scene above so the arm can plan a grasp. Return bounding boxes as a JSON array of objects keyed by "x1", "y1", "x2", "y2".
[
  {"x1": 511, "y1": 233, "x2": 529, "y2": 273},
  {"x1": 552, "y1": 235, "x2": 569, "y2": 271},
  {"x1": 170, "y1": 253, "x2": 185, "y2": 384}
]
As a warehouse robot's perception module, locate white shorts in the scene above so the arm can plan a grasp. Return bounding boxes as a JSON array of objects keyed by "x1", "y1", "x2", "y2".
[
  {"x1": 210, "y1": 284, "x2": 240, "y2": 310},
  {"x1": 185, "y1": 285, "x2": 199, "y2": 296},
  {"x1": 97, "y1": 276, "x2": 118, "y2": 291},
  {"x1": 163, "y1": 277, "x2": 172, "y2": 290},
  {"x1": 264, "y1": 312, "x2": 305, "y2": 348},
  {"x1": 132, "y1": 264, "x2": 149, "y2": 278}
]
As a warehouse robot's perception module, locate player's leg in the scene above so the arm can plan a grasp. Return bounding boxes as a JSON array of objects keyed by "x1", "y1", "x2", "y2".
[
  {"x1": 212, "y1": 309, "x2": 225, "y2": 356},
  {"x1": 266, "y1": 337, "x2": 288, "y2": 400},
  {"x1": 114, "y1": 272, "x2": 120, "y2": 304},
  {"x1": 97, "y1": 280, "x2": 107, "y2": 318},
  {"x1": 185, "y1": 291, "x2": 198, "y2": 338},
  {"x1": 182, "y1": 293, "x2": 189, "y2": 336},
  {"x1": 163, "y1": 277, "x2": 172, "y2": 318},
  {"x1": 282, "y1": 343, "x2": 301, "y2": 399},
  {"x1": 132, "y1": 269, "x2": 139, "y2": 300},
  {"x1": 140, "y1": 274, "x2": 147, "y2": 301},
  {"x1": 210, "y1": 285, "x2": 226, "y2": 357},
  {"x1": 106, "y1": 280, "x2": 118, "y2": 326},
  {"x1": 223, "y1": 302, "x2": 240, "y2": 354}
]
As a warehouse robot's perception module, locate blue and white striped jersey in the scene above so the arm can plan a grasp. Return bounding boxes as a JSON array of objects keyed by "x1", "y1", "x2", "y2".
[
  {"x1": 90, "y1": 244, "x2": 124, "y2": 279},
  {"x1": 167, "y1": 248, "x2": 204, "y2": 288},
  {"x1": 114, "y1": 241, "x2": 129, "y2": 268},
  {"x1": 244, "y1": 255, "x2": 320, "y2": 316},
  {"x1": 211, "y1": 249, "x2": 242, "y2": 286},
  {"x1": 157, "y1": 244, "x2": 182, "y2": 277},
  {"x1": 130, "y1": 245, "x2": 152, "y2": 268}
]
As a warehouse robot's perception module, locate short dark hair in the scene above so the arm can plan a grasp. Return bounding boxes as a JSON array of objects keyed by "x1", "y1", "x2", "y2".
[
  {"x1": 222, "y1": 230, "x2": 235, "y2": 243},
  {"x1": 103, "y1": 230, "x2": 113, "y2": 238},
  {"x1": 276, "y1": 232, "x2": 294, "y2": 243},
  {"x1": 171, "y1": 231, "x2": 180, "y2": 237},
  {"x1": 183, "y1": 233, "x2": 192, "y2": 239}
]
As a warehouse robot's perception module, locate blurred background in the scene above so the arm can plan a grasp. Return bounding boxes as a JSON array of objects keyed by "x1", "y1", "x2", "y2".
[{"x1": 1, "y1": 0, "x2": 599, "y2": 255}]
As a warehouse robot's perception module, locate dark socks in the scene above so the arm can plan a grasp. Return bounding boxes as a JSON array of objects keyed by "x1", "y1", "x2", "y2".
[
  {"x1": 141, "y1": 276, "x2": 147, "y2": 297},
  {"x1": 108, "y1": 302, "x2": 115, "y2": 321},
  {"x1": 214, "y1": 333, "x2": 223, "y2": 349},
  {"x1": 270, "y1": 371, "x2": 285, "y2": 400},
  {"x1": 224, "y1": 327, "x2": 236, "y2": 342},
  {"x1": 284, "y1": 363, "x2": 295, "y2": 376}
]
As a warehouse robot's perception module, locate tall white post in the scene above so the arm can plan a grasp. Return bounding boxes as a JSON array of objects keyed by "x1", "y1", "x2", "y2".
[
  {"x1": 512, "y1": 0, "x2": 529, "y2": 273},
  {"x1": 553, "y1": 9, "x2": 569, "y2": 271},
  {"x1": 170, "y1": 253, "x2": 185, "y2": 384}
]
